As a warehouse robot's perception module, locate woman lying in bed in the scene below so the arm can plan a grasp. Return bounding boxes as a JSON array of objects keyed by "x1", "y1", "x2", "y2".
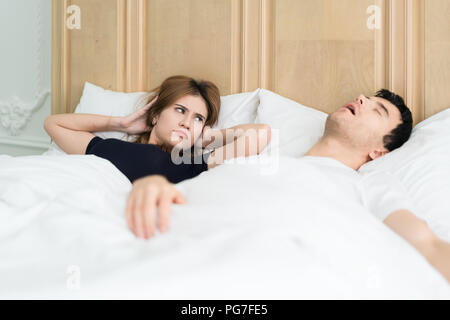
[{"x1": 44, "y1": 75, "x2": 271, "y2": 239}]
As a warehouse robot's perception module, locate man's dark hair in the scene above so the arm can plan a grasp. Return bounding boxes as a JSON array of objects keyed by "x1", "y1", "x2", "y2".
[{"x1": 375, "y1": 89, "x2": 413, "y2": 152}]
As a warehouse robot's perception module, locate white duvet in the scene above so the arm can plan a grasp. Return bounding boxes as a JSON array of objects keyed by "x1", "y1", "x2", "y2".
[{"x1": 0, "y1": 153, "x2": 449, "y2": 299}]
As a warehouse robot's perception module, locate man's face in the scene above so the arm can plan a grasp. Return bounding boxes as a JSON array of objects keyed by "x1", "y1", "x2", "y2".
[{"x1": 325, "y1": 94, "x2": 403, "y2": 159}]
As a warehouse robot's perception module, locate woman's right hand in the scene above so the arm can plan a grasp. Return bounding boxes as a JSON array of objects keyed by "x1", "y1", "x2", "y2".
[
  {"x1": 119, "y1": 95, "x2": 158, "y2": 135},
  {"x1": 125, "y1": 175, "x2": 186, "y2": 239}
]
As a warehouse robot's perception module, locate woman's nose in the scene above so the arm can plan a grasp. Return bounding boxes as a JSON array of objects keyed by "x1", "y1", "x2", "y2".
[{"x1": 180, "y1": 116, "x2": 190, "y2": 128}]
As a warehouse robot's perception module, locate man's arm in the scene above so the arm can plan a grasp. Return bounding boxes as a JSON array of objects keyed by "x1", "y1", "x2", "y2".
[{"x1": 383, "y1": 209, "x2": 450, "y2": 282}]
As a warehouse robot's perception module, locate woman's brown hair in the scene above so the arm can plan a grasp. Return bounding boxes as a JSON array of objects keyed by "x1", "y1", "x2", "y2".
[{"x1": 130, "y1": 75, "x2": 221, "y2": 147}]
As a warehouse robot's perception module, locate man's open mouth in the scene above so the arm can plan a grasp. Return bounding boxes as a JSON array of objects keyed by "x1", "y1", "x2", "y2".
[{"x1": 345, "y1": 104, "x2": 356, "y2": 115}]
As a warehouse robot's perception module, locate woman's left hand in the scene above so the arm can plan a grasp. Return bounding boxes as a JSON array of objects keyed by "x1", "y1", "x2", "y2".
[
  {"x1": 196, "y1": 125, "x2": 216, "y2": 148},
  {"x1": 120, "y1": 95, "x2": 158, "y2": 135}
]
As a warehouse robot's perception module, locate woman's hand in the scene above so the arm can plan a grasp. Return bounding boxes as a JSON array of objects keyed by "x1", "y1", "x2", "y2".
[
  {"x1": 205, "y1": 123, "x2": 272, "y2": 169},
  {"x1": 125, "y1": 175, "x2": 186, "y2": 239},
  {"x1": 119, "y1": 95, "x2": 158, "y2": 135},
  {"x1": 195, "y1": 125, "x2": 215, "y2": 149}
]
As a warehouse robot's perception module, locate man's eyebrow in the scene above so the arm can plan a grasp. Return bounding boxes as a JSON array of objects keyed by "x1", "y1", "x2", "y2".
[
  {"x1": 175, "y1": 104, "x2": 206, "y2": 119},
  {"x1": 369, "y1": 97, "x2": 389, "y2": 117}
]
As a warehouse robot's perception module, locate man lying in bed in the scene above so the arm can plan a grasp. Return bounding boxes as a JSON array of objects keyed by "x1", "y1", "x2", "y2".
[{"x1": 135, "y1": 89, "x2": 450, "y2": 282}]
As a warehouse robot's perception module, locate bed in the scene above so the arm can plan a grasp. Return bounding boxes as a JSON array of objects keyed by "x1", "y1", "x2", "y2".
[
  {"x1": 2, "y1": 0, "x2": 449, "y2": 299},
  {"x1": 1, "y1": 82, "x2": 449, "y2": 299}
]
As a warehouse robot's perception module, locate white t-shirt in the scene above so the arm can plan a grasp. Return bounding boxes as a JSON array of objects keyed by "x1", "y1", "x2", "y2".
[{"x1": 300, "y1": 155, "x2": 415, "y2": 222}]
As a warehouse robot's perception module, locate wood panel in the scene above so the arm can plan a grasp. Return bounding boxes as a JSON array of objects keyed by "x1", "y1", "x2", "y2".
[
  {"x1": 145, "y1": 0, "x2": 233, "y2": 94},
  {"x1": 269, "y1": 0, "x2": 376, "y2": 114},
  {"x1": 52, "y1": 0, "x2": 450, "y2": 123},
  {"x1": 70, "y1": 0, "x2": 118, "y2": 111},
  {"x1": 425, "y1": 0, "x2": 450, "y2": 118}
]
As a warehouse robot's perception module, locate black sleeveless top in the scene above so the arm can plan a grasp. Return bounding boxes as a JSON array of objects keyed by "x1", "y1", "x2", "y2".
[{"x1": 85, "y1": 136, "x2": 211, "y2": 184}]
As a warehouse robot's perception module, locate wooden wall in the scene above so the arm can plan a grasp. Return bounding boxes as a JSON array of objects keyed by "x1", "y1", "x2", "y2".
[
  {"x1": 425, "y1": 0, "x2": 450, "y2": 119},
  {"x1": 53, "y1": 0, "x2": 450, "y2": 126}
]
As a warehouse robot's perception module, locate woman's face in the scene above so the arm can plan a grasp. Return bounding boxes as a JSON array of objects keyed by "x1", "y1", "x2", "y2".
[{"x1": 149, "y1": 94, "x2": 208, "y2": 150}]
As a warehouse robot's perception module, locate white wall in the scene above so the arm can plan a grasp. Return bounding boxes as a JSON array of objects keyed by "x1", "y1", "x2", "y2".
[{"x1": 0, "y1": 0, "x2": 51, "y2": 156}]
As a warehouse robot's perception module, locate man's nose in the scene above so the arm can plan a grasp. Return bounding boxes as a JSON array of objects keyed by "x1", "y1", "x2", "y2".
[{"x1": 355, "y1": 94, "x2": 366, "y2": 106}]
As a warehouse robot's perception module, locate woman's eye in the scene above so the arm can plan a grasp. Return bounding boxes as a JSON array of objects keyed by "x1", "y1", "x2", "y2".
[
  {"x1": 175, "y1": 107, "x2": 184, "y2": 113},
  {"x1": 195, "y1": 116, "x2": 203, "y2": 122}
]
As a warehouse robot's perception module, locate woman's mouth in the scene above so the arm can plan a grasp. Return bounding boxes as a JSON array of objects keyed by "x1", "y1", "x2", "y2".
[{"x1": 173, "y1": 129, "x2": 188, "y2": 139}]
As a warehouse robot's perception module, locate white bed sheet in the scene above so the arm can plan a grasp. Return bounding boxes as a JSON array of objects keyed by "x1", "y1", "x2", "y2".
[{"x1": 0, "y1": 153, "x2": 448, "y2": 299}]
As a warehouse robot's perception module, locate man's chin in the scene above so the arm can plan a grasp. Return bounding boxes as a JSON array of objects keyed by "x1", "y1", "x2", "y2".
[{"x1": 323, "y1": 116, "x2": 351, "y2": 138}]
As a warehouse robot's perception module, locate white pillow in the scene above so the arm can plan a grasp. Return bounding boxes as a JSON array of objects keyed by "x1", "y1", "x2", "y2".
[
  {"x1": 44, "y1": 82, "x2": 152, "y2": 155},
  {"x1": 358, "y1": 108, "x2": 450, "y2": 241},
  {"x1": 43, "y1": 83, "x2": 260, "y2": 155},
  {"x1": 255, "y1": 89, "x2": 328, "y2": 157},
  {"x1": 75, "y1": 82, "x2": 153, "y2": 140},
  {"x1": 213, "y1": 88, "x2": 260, "y2": 129}
]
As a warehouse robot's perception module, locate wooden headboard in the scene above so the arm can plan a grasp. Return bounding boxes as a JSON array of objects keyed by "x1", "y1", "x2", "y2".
[{"x1": 52, "y1": 0, "x2": 450, "y2": 126}]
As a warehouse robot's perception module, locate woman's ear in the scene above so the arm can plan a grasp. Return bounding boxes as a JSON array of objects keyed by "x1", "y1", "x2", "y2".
[{"x1": 202, "y1": 125, "x2": 211, "y2": 134}]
